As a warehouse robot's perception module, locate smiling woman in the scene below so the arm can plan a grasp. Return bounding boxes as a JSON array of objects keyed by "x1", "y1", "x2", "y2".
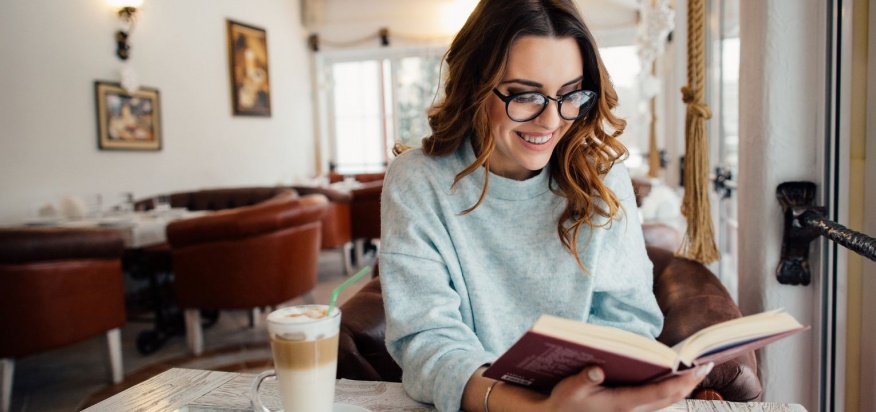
[{"x1": 377, "y1": 1, "x2": 711, "y2": 411}]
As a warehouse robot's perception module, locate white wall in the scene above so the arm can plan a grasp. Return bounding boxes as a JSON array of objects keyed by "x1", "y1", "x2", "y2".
[
  {"x1": 737, "y1": 1, "x2": 822, "y2": 409},
  {"x1": 0, "y1": 0, "x2": 313, "y2": 223}
]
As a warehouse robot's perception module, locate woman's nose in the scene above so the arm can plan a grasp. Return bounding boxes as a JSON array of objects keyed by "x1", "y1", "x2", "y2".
[{"x1": 532, "y1": 100, "x2": 562, "y2": 129}]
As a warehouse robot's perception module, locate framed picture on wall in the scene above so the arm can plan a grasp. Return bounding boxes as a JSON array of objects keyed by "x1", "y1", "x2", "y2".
[
  {"x1": 227, "y1": 19, "x2": 272, "y2": 116},
  {"x1": 94, "y1": 81, "x2": 162, "y2": 151}
]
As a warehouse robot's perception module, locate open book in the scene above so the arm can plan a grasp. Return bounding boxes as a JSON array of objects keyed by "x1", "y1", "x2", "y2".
[{"x1": 482, "y1": 309, "x2": 807, "y2": 393}]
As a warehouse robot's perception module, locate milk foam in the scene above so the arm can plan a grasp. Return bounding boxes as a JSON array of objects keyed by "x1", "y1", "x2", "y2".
[{"x1": 267, "y1": 305, "x2": 340, "y2": 341}]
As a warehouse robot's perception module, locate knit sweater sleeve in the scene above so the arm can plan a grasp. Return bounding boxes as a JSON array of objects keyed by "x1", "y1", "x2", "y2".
[
  {"x1": 585, "y1": 164, "x2": 664, "y2": 339},
  {"x1": 378, "y1": 151, "x2": 495, "y2": 412}
]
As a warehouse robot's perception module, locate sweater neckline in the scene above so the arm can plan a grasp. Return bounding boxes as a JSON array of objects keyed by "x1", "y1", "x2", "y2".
[{"x1": 458, "y1": 138, "x2": 551, "y2": 200}]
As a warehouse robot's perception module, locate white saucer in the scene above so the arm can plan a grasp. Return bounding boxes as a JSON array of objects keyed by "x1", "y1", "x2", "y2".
[{"x1": 335, "y1": 403, "x2": 371, "y2": 412}]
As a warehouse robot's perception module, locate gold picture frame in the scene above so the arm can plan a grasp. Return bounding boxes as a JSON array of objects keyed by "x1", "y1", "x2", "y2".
[
  {"x1": 94, "y1": 81, "x2": 162, "y2": 151},
  {"x1": 227, "y1": 19, "x2": 271, "y2": 116}
]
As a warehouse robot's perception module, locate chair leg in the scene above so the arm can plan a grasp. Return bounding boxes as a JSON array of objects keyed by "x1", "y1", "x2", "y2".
[
  {"x1": 354, "y1": 239, "x2": 366, "y2": 267},
  {"x1": 184, "y1": 309, "x2": 204, "y2": 356},
  {"x1": 250, "y1": 307, "x2": 262, "y2": 328},
  {"x1": 342, "y1": 242, "x2": 354, "y2": 275},
  {"x1": 1, "y1": 358, "x2": 12, "y2": 412},
  {"x1": 106, "y1": 328, "x2": 123, "y2": 384}
]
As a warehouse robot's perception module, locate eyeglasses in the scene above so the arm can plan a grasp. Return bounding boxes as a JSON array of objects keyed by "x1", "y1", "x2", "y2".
[{"x1": 492, "y1": 88, "x2": 598, "y2": 122}]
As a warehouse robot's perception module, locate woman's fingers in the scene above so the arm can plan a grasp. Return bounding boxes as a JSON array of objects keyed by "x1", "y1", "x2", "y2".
[
  {"x1": 549, "y1": 362, "x2": 715, "y2": 412},
  {"x1": 617, "y1": 363, "x2": 715, "y2": 412}
]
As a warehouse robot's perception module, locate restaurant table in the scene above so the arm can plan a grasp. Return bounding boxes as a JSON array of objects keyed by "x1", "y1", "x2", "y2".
[
  {"x1": 11, "y1": 208, "x2": 210, "y2": 248},
  {"x1": 82, "y1": 368, "x2": 808, "y2": 412}
]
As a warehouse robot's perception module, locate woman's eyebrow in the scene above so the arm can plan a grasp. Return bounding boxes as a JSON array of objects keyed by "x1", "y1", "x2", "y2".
[{"x1": 499, "y1": 76, "x2": 585, "y2": 88}]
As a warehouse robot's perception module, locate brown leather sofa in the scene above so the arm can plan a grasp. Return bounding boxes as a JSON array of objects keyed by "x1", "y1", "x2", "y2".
[
  {"x1": 135, "y1": 186, "x2": 293, "y2": 212},
  {"x1": 0, "y1": 227, "x2": 127, "y2": 412},
  {"x1": 336, "y1": 246, "x2": 762, "y2": 402},
  {"x1": 166, "y1": 191, "x2": 330, "y2": 355},
  {"x1": 328, "y1": 171, "x2": 386, "y2": 184}
]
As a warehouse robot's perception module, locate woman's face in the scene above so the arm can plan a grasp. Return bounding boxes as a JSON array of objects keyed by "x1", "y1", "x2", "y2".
[{"x1": 486, "y1": 35, "x2": 584, "y2": 180}]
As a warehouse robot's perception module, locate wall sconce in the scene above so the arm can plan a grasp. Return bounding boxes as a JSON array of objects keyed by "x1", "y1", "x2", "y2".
[{"x1": 108, "y1": 0, "x2": 144, "y2": 60}]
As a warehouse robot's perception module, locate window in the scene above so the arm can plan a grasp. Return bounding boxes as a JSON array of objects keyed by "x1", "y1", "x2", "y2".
[
  {"x1": 318, "y1": 48, "x2": 444, "y2": 174},
  {"x1": 709, "y1": 0, "x2": 740, "y2": 300},
  {"x1": 599, "y1": 45, "x2": 647, "y2": 172}
]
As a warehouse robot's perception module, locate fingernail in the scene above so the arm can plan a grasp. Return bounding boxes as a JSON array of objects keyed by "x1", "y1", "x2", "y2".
[
  {"x1": 695, "y1": 362, "x2": 715, "y2": 378},
  {"x1": 588, "y1": 368, "x2": 603, "y2": 382}
]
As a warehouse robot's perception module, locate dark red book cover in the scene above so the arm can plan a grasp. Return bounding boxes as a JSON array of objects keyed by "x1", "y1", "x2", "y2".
[
  {"x1": 482, "y1": 331, "x2": 679, "y2": 393},
  {"x1": 483, "y1": 325, "x2": 809, "y2": 394}
]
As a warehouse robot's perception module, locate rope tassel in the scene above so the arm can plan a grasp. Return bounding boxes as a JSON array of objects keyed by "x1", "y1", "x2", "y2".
[{"x1": 679, "y1": 0, "x2": 720, "y2": 264}]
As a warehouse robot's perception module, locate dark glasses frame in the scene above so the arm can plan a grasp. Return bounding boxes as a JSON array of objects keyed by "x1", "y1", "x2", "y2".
[{"x1": 492, "y1": 88, "x2": 598, "y2": 122}]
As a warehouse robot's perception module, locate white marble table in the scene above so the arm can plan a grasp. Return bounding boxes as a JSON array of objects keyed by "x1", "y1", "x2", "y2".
[{"x1": 82, "y1": 368, "x2": 807, "y2": 412}]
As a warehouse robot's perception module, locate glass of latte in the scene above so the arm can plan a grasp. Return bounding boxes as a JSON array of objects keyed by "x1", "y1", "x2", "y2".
[{"x1": 250, "y1": 304, "x2": 341, "y2": 412}]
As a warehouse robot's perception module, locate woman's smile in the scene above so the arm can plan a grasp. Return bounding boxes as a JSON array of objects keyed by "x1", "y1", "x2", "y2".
[{"x1": 517, "y1": 130, "x2": 555, "y2": 147}]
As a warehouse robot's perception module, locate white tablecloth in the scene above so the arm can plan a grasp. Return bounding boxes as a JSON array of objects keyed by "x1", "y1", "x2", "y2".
[{"x1": 13, "y1": 209, "x2": 210, "y2": 248}]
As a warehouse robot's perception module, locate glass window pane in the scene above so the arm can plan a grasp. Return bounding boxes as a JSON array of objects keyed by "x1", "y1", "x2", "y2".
[
  {"x1": 393, "y1": 55, "x2": 443, "y2": 148},
  {"x1": 599, "y1": 45, "x2": 645, "y2": 172},
  {"x1": 331, "y1": 61, "x2": 386, "y2": 172}
]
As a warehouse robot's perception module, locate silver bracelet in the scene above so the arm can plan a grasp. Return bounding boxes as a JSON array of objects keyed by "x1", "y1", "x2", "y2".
[{"x1": 484, "y1": 380, "x2": 500, "y2": 412}]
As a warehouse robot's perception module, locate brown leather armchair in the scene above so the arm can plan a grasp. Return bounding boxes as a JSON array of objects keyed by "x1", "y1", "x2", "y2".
[
  {"x1": 294, "y1": 181, "x2": 384, "y2": 270},
  {"x1": 336, "y1": 246, "x2": 762, "y2": 402},
  {"x1": 166, "y1": 192, "x2": 329, "y2": 355},
  {"x1": 349, "y1": 181, "x2": 383, "y2": 263},
  {"x1": 0, "y1": 228, "x2": 127, "y2": 412},
  {"x1": 291, "y1": 185, "x2": 354, "y2": 274}
]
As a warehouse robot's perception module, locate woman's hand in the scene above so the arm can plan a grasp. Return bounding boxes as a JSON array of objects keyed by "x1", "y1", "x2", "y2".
[
  {"x1": 464, "y1": 363, "x2": 713, "y2": 412},
  {"x1": 541, "y1": 363, "x2": 714, "y2": 412}
]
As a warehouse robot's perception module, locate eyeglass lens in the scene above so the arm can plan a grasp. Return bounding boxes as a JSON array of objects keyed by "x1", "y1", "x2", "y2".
[{"x1": 506, "y1": 90, "x2": 596, "y2": 122}]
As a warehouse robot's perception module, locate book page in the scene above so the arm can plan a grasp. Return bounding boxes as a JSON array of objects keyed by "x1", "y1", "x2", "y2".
[
  {"x1": 533, "y1": 315, "x2": 678, "y2": 367},
  {"x1": 671, "y1": 310, "x2": 804, "y2": 365}
]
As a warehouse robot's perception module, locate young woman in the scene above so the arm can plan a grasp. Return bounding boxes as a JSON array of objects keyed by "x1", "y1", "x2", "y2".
[{"x1": 378, "y1": 0, "x2": 712, "y2": 410}]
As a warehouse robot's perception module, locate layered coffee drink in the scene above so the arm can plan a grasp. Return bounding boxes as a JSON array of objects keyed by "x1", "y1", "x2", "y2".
[{"x1": 252, "y1": 305, "x2": 341, "y2": 412}]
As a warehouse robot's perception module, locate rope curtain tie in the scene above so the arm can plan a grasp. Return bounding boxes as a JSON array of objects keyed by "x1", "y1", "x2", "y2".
[
  {"x1": 678, "y1": 0, "x2": 720, "y2": 264},
  {"x1": 680, "y1": 86, "x2": 712, "y2": 119}
]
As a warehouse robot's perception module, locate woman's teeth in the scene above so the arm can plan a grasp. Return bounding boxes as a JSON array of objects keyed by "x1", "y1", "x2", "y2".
[{"x1": 519, "y1": 133, "x2": 551, "y2": 145}]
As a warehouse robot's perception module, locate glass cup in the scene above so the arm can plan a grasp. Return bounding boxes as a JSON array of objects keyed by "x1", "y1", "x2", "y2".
[
  {"x1": 109, "y1": 192, "x2": 134, "y2": 215},
  {"x1": 153, "y1": 194, "x2": 171, "y2": 213},
  {"x1": 250, "y1": 305, "x2": 341, "y2": 412}
]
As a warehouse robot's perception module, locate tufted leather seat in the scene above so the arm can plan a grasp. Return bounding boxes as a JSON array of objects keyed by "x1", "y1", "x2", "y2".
[
  {"x1": 0, "y1": 227, "x2": 127, "y2": 412},
  {"x1": 166, "y1": 191, "x2": 329, "y2": 355},
  {"x1": 336, "y1": 242, "x2": 762, "y2": 402}
]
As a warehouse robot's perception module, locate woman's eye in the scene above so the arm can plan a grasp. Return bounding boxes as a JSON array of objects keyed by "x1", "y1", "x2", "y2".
[{"x1": 513, "y1": 93, "x2": 544, "y2": 104}]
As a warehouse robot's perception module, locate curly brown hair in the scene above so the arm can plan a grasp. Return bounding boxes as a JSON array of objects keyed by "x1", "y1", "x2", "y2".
[{"x1": 417, "y1": 0, "x2": 628, "y2": 271}]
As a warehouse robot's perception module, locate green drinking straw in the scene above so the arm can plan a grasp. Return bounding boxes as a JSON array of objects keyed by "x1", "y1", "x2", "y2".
[{"x1": 328, "y1": 265, "x2": 372, "y2": 316}]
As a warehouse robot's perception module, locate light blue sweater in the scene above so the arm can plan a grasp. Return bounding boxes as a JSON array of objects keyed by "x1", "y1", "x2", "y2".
[{"x1": 378, "y1": 140, "x2": 663, "y2": 412}]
